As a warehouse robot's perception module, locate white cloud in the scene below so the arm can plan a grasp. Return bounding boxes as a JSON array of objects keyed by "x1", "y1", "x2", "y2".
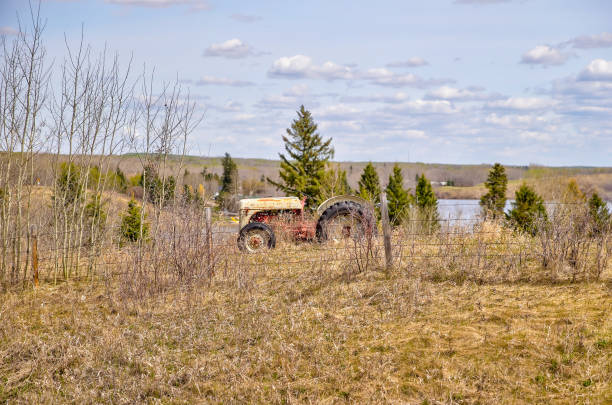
[
  {"x1": 195, "y1": 76, "x2": 254, "y2": 87},
  {"x1": 425, "y1": 86, "x2": 503, "y2": 101},
  {"x1": 578, "y1": 59, "x2": 612, "y2": 81},
  {"x1": 565, "y1": 32, "x2": 612, "y2": 49},
  {"x1": 520, "y1": 45, "x2": 570, "y2": 66},
  {"x1": 487, "y1": 97, "x2": 557, "y2": 110},
  {"x1": 0, "y1": 26, "x2": 18, "y2": 36},
  {"x1": 255, "y1": 95, "x2": 302, "y2": 109},
  {"x1": 229, "y1": 13, "x2": 262, "y2": 23},
  {"x1": 340, "y1": 92, "x2": 410, "y2": 104},
  {"x1": 204, "y1": 39, "x2": 259, "y2": 59},
  {"x1": 268, "y1": 55, "x2": 449, "y2": 87},
  {"x1": 518, "y1": 131, "x2": 553, "y2": 142},
  {"x1": 386, "y1": 57, "x2": 429, "y2": 68},
  {"x1": 105, "y1": 0, "x2": 211, "y2": 10},
  {"x1": 391, "y1": 99, "x2": 457, "y2": 114},
  {"x1": 268, "y1": 55, "x2": 354, "y2": 80},
  {"x1": 283, "y1": 84, "x2": 310, "y2": 97}
]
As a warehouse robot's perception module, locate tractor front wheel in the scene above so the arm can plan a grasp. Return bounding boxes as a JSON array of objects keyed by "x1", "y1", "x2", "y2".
[{"x1": 238, "y1": 222, "x2": 276, "y2": 253}]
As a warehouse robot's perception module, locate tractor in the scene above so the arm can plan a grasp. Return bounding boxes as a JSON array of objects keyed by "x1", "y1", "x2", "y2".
[{"x1": 237, "y1": 195, "x2": 375, "y2": 253}]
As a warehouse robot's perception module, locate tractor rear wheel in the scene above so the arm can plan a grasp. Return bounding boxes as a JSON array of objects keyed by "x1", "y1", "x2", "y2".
[
  {"x1": 316, "y1": 200, "x2": 374, "y2": 242},
  {"x1": 238, "y1": 222, "x2": 276, "y2": 253}
]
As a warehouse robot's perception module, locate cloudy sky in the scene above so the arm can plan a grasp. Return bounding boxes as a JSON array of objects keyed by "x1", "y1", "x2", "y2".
[{"x1": 1, "y1": 0, "x2": 611, "y2": 165}]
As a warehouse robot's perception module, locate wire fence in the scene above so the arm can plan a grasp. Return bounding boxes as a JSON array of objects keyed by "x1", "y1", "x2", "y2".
[{"x1": 1, "y1": 198, "x2": 610, "y2": 292}]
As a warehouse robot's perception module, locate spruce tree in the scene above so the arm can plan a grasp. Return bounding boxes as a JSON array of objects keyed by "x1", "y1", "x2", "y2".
[
  {"x1": 415, "y1": 173, "x2": 439, "y2": 232},
  {"x1": 480, "y1": 163, "x2": 508, "y2": 219},
  {"x1": 120, "y1": 199, "x2": 149, "y2": 242},
  {"x1": 588, "y1": 192, "x2": 611, "y2": 235},
  {"x1": 385, "y1": 164, "x2": 411, "y2": 227},
  {"x1": 218, "y1": 152, "x2": 238, "y2": 210},
  {"x1": 358, "y1": 162, "x2": 381, "y2": 204},
  {"x1": 506, "y1": 183, "x2": 547, "y2": 235},
  {"x1": 267, "y1": 105, "x2": 334, "y2": 210}
]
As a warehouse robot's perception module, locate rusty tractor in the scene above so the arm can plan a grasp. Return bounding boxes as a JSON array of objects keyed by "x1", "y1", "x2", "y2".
[{"x1": 237, "y1": 195, "x2": 375, "y2": 253}]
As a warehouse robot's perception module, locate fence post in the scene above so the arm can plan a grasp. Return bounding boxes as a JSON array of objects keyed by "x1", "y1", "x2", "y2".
[
  {"x1": 380, "y1": 192, "x2": 393, "y2": 270},
  {"x1": 31, "y1": 225, "x2": 39, "y2": 288},
  {"x1": 205, "y1": 207, "x2": 213, "y2": 275}
]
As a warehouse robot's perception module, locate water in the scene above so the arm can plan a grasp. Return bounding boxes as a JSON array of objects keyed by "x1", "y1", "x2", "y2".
[{"x1": 437, "y1": 199, "x2": 612, "y2": 226}]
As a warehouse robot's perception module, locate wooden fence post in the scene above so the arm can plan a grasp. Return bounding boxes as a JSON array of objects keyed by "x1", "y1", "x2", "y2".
[
  {"x1": 205, "y1": 207, "x2": 213, "y2": 275},
  {"x1": 380, "y1": 192, "x2": 393, "y2": 270},
  {"x1": 31, "y1": 225, "x2": 39, "y2": 288}
]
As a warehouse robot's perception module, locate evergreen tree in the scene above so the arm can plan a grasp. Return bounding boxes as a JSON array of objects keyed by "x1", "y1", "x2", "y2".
[
  {"x1": 588, "y1": 192, "x2": 611, "y2": 235},
  {"x1": 385, "y1": 164, "x2": 411, "y2": 227},
  {"x1": 55, "y1": 162, "x2": 84, "y2": 206},
  {"x1": 506, "y1": 183, "x2": 547, "y2": 235},
  {"x1": 218, "y1": 152, "x2": 238, "y2": 210},
  {"x1": 358, "y1": 162, "x2": 381, "y2": 204},
  {"x1": 120, "y1": 199, "x2": 149, "y2": 242},
  {"x1": 140, "y1": 165, "x2": 175, "y2": 206},
  {"x1": 267, "y1": 105, "x2": 334, "y2": 209},
  {"x1": 480, "y1": 163, "x2": 508, "y2": 219},
  {"x1": 220, "y1": 152, "x2": 238, "y2": 194},
  {"x1": 415, "y1": 173, "x2": 439, "y2": 232}
]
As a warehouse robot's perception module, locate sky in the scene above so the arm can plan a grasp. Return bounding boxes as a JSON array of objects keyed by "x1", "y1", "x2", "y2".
[{"x1": 1, "y1": 0, "x2": 611, "y2": 166}]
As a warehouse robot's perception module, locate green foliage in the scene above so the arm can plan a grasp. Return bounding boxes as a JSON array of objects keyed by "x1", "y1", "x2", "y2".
[
  {"x1": 129, "y1": 173, "x2": 142, "y2": 187},
  {"x1": 385, "y1": 164, "x2": 411, "y2": 227},
  {"x1": 140, "y1": 165, "x2": 176, "y2": 206},
  {"x1": 85, "y1": 193, "x2": 107, "y2": 232},
  {"x1": 317, "y1": 164, "x2": 352, "y2": 205},
  {"x1": 506, "y1": 183, "x2": 547, "y2": 235},
  {"x1": 588, "y1": 192, "x2": 611, "y2": 234},
  {"x1": 267, "y1": 105, "x2": 334, "y2": 210},
  {"x1": 182, "y1": 184, "x2": 194, "y2": 205},
  {"x1": 55, "y1": 162, "x2": 84, "y2": 206},
  {"x1": 113, "y1": 167, "x2": 128, "y2": 192},
  {"x1": 218, "y1": 153, "x2": 239, "y2": 210},
  {"x1": 480, "y1": 163, "x2": 508, "y2": 219},
  {"x1": 220, "y1": 153, "x2": 238, "y2": 195},
  {"x1": 415, "y1": 173, "x2": 439, "y2": 232},
  {"x1": 120, "y1": 199, "x2": 149, "y2": 243},
  {"x1": 358, "y1": 162, "x2": 381, "y2": 204}
]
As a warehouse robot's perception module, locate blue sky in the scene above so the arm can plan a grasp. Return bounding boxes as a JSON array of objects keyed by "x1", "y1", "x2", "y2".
[{"x1": 1, "y1": 0, "x2": 611, "y2": 165}]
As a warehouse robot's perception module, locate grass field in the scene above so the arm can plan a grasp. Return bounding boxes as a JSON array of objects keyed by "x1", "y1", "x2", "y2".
[{"x1": 1, "y1": 241, "x2": 610, "y2": 404}]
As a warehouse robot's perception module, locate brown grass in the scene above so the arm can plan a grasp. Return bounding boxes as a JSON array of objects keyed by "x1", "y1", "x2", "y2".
[{"x1": 1, "y1": 241, "x2": 610, "y2": 404}]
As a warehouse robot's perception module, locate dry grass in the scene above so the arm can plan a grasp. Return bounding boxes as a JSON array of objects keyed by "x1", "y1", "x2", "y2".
[{"x1": 1, "y1": 241, "x2": 610, "y2": 404}]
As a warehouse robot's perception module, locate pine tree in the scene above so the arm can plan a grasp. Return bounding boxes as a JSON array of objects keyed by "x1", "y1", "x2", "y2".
[
  {"x1": 415, "y1": 173, "x2": 439, "y2": 232},
  {"x1": 220, "y1": 152, "x2": 238, "y2": 195},
  {"x1": 588, "y1": 192, "x2": 611, "y2": 235},
  {"x1": 267, "y1": 105, "x2": 334, "y2": 210},
  {"x1": 506, "y1": 183, "x2": 547, "y2": 235},
  {"x1": 385, "y1": 164, "x2": 411, "y2": 227},
  {"x1": 480, "y1": 163, "x2": 507, "y2": 219},
  {"x1": 358, "y1": 162, "x2": 381, "y2": 204},
  {"x1": 218, "y1": 152, "x2": 238, "y2": 210},
  {"x1": 120, "y1": 199, "x2": 149, "y2": 242}
]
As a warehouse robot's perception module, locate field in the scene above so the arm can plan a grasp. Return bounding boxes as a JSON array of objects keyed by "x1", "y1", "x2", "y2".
[
  {"x1": 1, "y1": 240, "x2": 611, "y2": 404},
  {"x1": 2, "y1": 197, "x2": 612, "y2": 404}
]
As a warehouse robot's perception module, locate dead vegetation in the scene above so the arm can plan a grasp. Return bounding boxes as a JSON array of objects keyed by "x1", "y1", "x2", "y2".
[{"x1": 1, "y1": 238, "x2": 610, "y2": 403}]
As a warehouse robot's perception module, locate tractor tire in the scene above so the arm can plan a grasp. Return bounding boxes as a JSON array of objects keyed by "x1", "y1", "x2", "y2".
[
  {"x1": 316, "y1": 200, "x2": 375, "y2": 242},
  {"x1": 238, "y1": 222, "x2": 276, "y2": 253}
]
